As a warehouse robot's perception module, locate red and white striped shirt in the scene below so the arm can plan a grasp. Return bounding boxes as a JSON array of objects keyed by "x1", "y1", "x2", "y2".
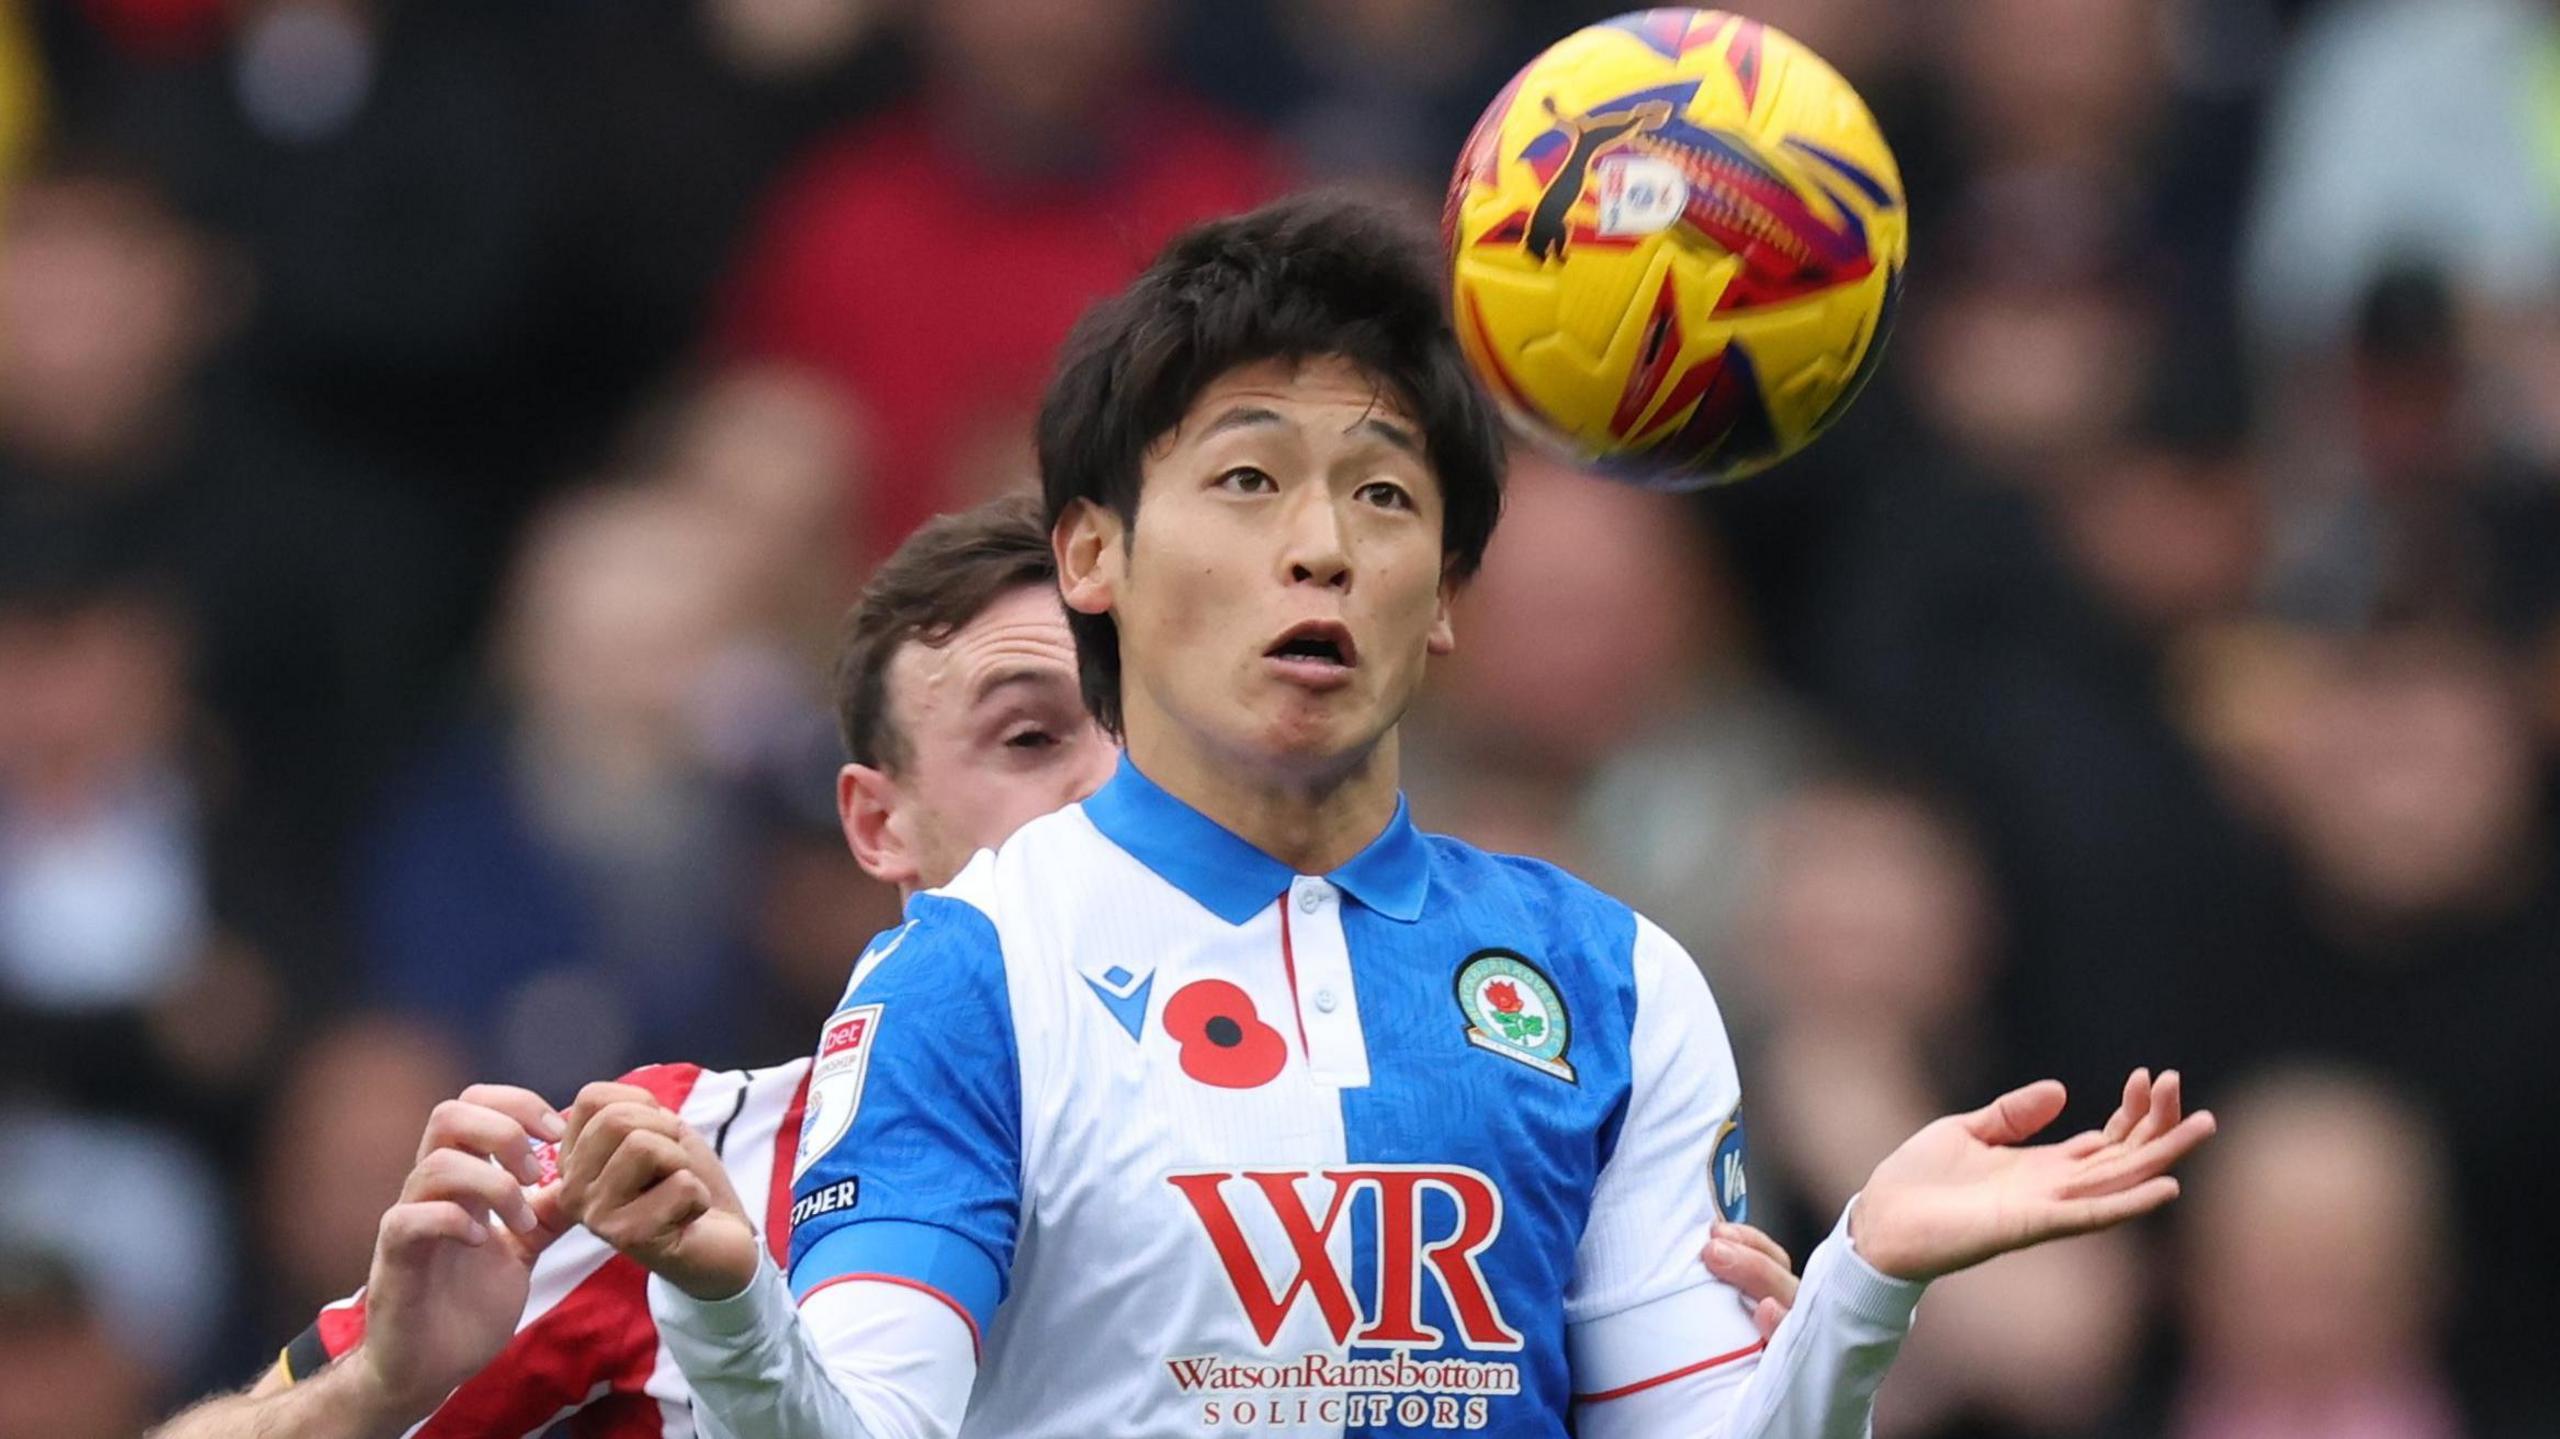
[{"x1": 279, "y1": 1060, "x2": 814, "y2": 1438}]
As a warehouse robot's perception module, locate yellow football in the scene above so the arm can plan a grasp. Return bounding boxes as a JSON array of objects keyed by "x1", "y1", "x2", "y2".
[{"x1": 1445, "y1": 8, "x2": 1908, "y2": 487}]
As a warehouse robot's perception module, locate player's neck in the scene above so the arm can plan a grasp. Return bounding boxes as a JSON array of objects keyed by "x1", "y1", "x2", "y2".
[{"x1": 1124, "y1": 720, "x2": 1402, "y2": 877}]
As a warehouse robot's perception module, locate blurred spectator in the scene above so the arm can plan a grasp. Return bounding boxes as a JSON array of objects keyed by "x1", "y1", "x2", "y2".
[
  {"x1": 651, "y1": 362, "x2": 868, "y2": 656},
  {"x1": 56, "y1": 0, "x2": 580, "y2": 477},
  {"x1": 1170, "y1": 0, "x2": 1529, "y2": 193},
  {"x1": 548, "y1": 0, "x2": 912, "y2": 423},
  {"x1": 0, "y1": 152, "x2": 465, "y2": 867},
  {"x1": 1731, "y1": 776, "x2": 2148, "y2": 1439},
  {"x1": 1410, "y1": 454, "x2": 1823, "y2": 970},
  {"x1": 2187, "y1": 625, "x2": 2560, "y2": 1431},
  {"x1": 0, "y1": 152, "x2": 221, "y2": 489},
  {"x1": 2243, "y1": 0, "x2": 2560, "y2": 363},
  {"x1": 0, "y1": 1106, "x2": 228, "y2": 1392},
  {"x1": 2264, "y1": 266, "x2": 2560, "y2": 641},
  {"x1": 1804, "y1": 338, "x2": 2298, "y2": 1120},
  {"x1": 0, "y1": 512, "x2": 288, "y2": 1146},
  {"x1": 719, "y1": 0, "x2": 1288, "y2": 557},
  {"x1": 2173, "y1": 1066, "x2": 2463, "y2": 1439},
  {"x1": 248, "y1": 1016, "x2": 465, "y2": 1351},
  {"x1": 359, "y1": 484, "x2": 767, "y2": 1095},
  {"x1": 0, "y1": 1245, "x2": 159, "y2": 1439}
]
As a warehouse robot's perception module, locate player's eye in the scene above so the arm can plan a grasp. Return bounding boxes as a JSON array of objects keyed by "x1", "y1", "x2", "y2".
[
  {"x1": 1216, "y1": 466, "x2": 1277, "y2": 495},
  {"x1": 1355, "y1": 480, "x2": 1416, "y2": 511},
  {"x1": 1004, "y1": 727, "x2": 1057, "y2": 751}
]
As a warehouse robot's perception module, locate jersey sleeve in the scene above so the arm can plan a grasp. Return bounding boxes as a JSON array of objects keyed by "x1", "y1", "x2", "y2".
[
  {"x1": 1565, "y1": 913, "x2": 1767, "y2": 1396},
  {"x1": 276, "y1": 1062, "x2": 730, "y2": 1419},
  {"x1": 786, "y1": 892, "x2": 1022, "y2": 1343},
  {"x1": 1567, "y1": 917, "x2": 1928, "y2": 1438},
  {"x1": 276, "y1": 1292, "x2": 368, "y2": 1385}
]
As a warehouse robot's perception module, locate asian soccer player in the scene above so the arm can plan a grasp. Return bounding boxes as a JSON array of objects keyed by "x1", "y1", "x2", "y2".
[{"x1": 561, "y1": 195, "x2": 2214, "y2": 1439}]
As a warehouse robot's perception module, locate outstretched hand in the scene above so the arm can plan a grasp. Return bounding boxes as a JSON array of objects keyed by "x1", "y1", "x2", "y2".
[{"x1": 1848, "y1": 1068, "x2": 2215, "y2": 1283}]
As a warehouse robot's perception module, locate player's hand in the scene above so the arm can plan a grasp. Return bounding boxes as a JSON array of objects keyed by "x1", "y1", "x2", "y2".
[
  {"x1": 1704, "y1": 1221, "x2": 1797, "y2": 1339},
  {"x1": 1849, "y1": 1067, "x2": 2216, "y2": 1283},
  {"x1": 352, "y1": 1084, "x2": 570, "y2": 1420},
  {"x1": 558, "y1": 1081, "x2": 759, "y2": 1303}
]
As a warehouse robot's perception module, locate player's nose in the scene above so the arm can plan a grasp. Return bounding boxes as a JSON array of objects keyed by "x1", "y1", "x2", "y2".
[{"x1": 1280, "y1": 488, "x2": 1351, "y2": 590}]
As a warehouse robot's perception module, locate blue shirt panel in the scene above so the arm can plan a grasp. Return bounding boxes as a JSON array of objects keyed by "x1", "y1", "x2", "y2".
[{"x1": 1338, "y1": 839, "x2": 1643, "y2": 1438}]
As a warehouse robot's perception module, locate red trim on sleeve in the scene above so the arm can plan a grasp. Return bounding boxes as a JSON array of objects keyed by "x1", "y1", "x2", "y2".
[
  {"x1": 767, "y1": 1066, "x2": 814, "y2": 1268},
  {"x1": 799, "y1": 1272, "x2": 983, "y2": 1362},
  {"x1": 1573, "y1": 1338, "x2": 1768, "y2": 1404}
]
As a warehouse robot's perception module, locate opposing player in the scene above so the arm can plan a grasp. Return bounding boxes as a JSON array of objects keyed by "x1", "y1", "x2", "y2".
[
  {"x1": 147, "y1": 496, "x2": 1119, "y2": 1436},
  {"x1": 563, "y1": 195, "x2": 2214, "y2": 1437}
]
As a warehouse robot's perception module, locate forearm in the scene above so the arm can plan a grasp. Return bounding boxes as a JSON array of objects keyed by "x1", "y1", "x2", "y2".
[
  {"x1": 652, "y1": 1258, "x2": 972, "y2": 1439},
  {"x1": 1576, "y1": 1203, "x2": 1924, "y2": 1439},
  {"x1": 148, "y1": 1360, "x2": 423, "y2": 1439}
]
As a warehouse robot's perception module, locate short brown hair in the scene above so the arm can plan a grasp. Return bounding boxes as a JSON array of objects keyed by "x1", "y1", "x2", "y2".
[
  {"x1": 1038, "y1": 193, "x2": 1505, "y2": 735},
  {"x1": 832, "y1": 493, "x2": 1059, "y2": 771}
]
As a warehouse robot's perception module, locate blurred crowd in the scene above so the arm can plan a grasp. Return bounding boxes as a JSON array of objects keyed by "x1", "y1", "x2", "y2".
[{"x1": 1, "y1": 0, "x2": 2557, "y2": 1435}]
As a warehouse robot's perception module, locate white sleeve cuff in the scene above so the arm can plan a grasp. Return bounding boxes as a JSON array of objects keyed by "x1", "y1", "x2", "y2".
[
  {"x1": 653, "y1": 1256, "x2": 796, "y2": 1364},
  {"x1": 1808, "y1": 1197, "x2": 1926, "y2": 1334}
]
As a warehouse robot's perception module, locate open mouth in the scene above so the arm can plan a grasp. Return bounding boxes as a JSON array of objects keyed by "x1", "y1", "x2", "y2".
[{"x1": 1264, "y1": 621, "x2": 1358, "y2": 673}]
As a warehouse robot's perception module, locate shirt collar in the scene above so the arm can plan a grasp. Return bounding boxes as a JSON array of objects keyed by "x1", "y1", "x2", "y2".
[{"x1": 1079, "y1": 753, "x2": 1431, "y2": 925}]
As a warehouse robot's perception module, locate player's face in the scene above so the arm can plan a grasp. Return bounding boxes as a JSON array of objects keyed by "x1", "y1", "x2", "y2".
[
  {"x1": 839, "y1": 585, "x2": 1116, "y2": 891},
  {"x1": 1064, "y1": 356, "x2": 1456, "y2": 782}
]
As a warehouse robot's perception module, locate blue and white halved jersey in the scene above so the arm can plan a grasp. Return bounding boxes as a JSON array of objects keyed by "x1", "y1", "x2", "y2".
[{"x1": 657, "y1": 757, "x2": 1923, "y2": 1439}]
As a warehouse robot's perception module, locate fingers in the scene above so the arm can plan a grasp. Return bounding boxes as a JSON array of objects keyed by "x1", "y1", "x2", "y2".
[
  {"x1": 403, "y1": 1147, "x2": 540, "y2": 1236},
  {"x1": 2125, "y1": 1070, "x2": 2183, "y2": 1147},
  {"x1": 419, "y1": 1096, "x2": 550, "y2": 1185},
  {"x1": 379, "y1": 1198, "x2": 492, "y2": 1256},
  {"x1": 557, "y1": 1096, "x2": 682, "y2": 1215},
  {"x1": 2060, "y1": 1110, "x2": 2218, "y2": 1200},
  {"x1": 461, "y1": 1084, "x2": 566, "y2": 1141},
  {"x1": 562, "y1": 1082, "x2": 664, "y2": 1161},
  {"x1": 1705, "y1": 1232, "x2": 1799, "y2": 1313},
  {"x1": 2100, "y1": 1069, "x2": 2151, "y2": 1144},
  {"x1": 601, "y1": 1171, "x2": 715, "y2": 1250},
  {"x1": 1962, "y1": 1079, "x2": 2069, "y2": 1146},
  {"x1": 587, "y1": 1130, "x2": 694, "y2": 1221},
  {"x1": 1712, "y1": 1222, "x2": 1794, "y2": 1282},
  {"x1": 1752, "y1": 1296, "x2": 1785, "y2": 1340},
  {"x1": 2062, "y1": 1176, "x2": 2182, "y2": 1234}
]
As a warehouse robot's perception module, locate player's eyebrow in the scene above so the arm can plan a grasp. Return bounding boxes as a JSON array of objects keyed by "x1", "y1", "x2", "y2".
[
  {"x1": 1349, "y1": 415, "x2": 1422, "y2": 456},
  {"x1": 1200, "y1": 405, "x2": 1289, "y2": 440},
  {"x1": 970, "y1": 664, "x2": 1068, "y2": 708}
]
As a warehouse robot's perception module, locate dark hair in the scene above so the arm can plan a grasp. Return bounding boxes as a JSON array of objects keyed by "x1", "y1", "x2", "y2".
[
  {"x1": 1036, "y1": 191, "x2": 1507, "y2": 735},
  {"x1": 832, "y1": 493, "x2": 1059, "y2": 771}
]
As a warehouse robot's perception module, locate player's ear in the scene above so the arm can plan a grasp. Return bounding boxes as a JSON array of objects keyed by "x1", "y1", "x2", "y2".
[
  {"x1": 1054, "y1": 498, "x2": 1124, "y2": 618},
  {"x1": 839, "y1": 763, "x2": 920, "y2": 889},
  {"x1": 1427, "y1": 573, "x2": 1459, "y2": 657}
]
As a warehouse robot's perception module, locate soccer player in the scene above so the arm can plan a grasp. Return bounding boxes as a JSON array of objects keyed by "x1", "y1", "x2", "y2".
[
  {"x1": 150, "y1": 493, "x2": 1809, "y2": 1438},
  {"x1": 560, "y1": 195, "x2": 2215, "y2": 1437},
  {"x1": 147, "y1": 496, "x2": 1120, "y2": 1437}
]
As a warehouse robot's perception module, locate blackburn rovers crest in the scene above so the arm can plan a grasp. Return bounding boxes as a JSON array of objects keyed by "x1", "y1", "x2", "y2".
[{"x1": 1454, "y1": 950, "x2": 1575, "y2": 1083}]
